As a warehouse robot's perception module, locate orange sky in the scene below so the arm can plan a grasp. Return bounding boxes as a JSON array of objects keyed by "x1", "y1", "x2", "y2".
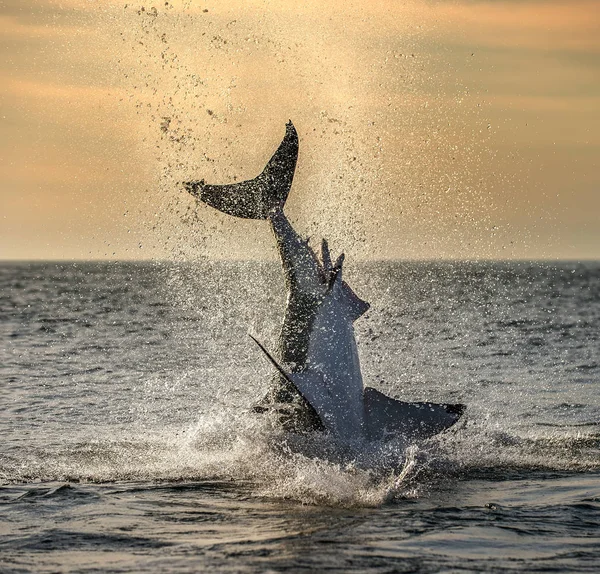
[{"x1": 1, "y1": 0, "x2": 599, "y2": 260}]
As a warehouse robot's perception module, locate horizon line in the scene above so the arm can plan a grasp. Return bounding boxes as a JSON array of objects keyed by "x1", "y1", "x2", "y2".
[{"x1": 1, "y1": 257, "x2": 599, "y2": 264}]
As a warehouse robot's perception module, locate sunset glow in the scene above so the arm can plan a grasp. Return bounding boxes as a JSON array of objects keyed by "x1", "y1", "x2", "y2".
[{"x1": 1, "y1": 0, "x2": 599, "y2": 260}]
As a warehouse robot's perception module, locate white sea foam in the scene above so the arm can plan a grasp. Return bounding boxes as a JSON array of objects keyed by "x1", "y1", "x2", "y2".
[{"x1": 3, "y1": 401, "x2": 598, "y2": 508}]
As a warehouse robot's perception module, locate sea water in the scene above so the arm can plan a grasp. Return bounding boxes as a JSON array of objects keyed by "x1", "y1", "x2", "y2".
[{"x1": 1, "y1": 260, "x2": 599, "y2": 572}]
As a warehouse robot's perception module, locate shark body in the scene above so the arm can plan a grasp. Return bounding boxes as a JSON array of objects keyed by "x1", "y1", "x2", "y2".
[{"x1": 185, "y1": 121, "x2": 464, "y2": 442}]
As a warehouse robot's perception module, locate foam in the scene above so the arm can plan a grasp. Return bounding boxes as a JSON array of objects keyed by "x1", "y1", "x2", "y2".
[{"x1": 3, "y1": 406, "x2": 598, "y2": 507}]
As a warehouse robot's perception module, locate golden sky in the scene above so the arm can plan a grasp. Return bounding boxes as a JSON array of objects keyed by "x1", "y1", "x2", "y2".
[{"x1": 1, "y1": 0, "x2": 599, "y2": 260}]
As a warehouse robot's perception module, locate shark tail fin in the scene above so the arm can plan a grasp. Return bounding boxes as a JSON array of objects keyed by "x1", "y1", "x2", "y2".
[{"x1": 185, "y1": 121, "x2": 299, "y2": 220}]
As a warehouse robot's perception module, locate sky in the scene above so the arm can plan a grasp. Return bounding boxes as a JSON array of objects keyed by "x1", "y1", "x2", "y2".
[{"x1": 1, "y1": 0, "x2": 599, "y2": 261}]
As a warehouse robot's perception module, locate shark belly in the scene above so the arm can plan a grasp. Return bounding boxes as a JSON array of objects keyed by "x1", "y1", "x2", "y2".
[{"x1": 303, "y1": 283, "x2": 365, "y2": 440}]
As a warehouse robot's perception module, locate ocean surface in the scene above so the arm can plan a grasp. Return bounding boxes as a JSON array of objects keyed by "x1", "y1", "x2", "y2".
[{"x1": 1, "y1": 260, "x2": 599, "y2": 573}]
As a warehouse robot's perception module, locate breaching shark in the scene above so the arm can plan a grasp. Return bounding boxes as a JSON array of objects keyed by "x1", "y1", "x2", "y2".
[{"x1": 185, "y1": 121, "x2": 464, "y2": 443}]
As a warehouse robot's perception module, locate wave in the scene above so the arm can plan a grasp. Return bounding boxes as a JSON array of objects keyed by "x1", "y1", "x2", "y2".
[{"x1": 1, "y1": 410, "x2": 599, "y2": 508}]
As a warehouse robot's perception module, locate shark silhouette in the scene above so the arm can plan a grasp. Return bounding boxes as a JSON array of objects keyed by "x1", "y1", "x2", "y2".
[{"x1": 185, "y1": 121, "x2": 464, "y2": 442}]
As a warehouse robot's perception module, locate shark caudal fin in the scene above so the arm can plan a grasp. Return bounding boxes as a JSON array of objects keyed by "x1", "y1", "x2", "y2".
[
  {"x1": 184, "y1": 121, "x2": 298, "y2": 220},
  {"x1": 363, "y1": 387, "x2": 465, "y2": 442}
]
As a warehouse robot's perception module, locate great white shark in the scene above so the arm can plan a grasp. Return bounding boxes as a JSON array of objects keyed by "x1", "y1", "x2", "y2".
[{"x1": 185, "y1": 121, "x2": 465, "y2": 443}]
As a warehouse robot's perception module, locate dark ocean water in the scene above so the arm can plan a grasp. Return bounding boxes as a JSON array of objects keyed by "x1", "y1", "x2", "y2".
[{"x1": 1, "y1": 260, "x2": 599, "y2": 573}]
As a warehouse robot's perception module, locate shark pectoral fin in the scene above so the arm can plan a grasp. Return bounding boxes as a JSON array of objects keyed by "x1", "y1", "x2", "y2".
[
  {"x1": 363, "y1": 387, "x2": 465, "y2": 442},
  {"x1": 285, "y1": 372, "x2": 334, "y2": 430},
  {"x1": 249, "y1": 335, "x2": 329, "y2": 431},
  {"x1": 249, "y1": 334, "x2": 293, "y2": 382}
]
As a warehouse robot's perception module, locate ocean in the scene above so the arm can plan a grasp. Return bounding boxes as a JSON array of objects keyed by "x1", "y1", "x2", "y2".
[{"x1": 1, "y1": 260, "x2": 599, "y2": 572}]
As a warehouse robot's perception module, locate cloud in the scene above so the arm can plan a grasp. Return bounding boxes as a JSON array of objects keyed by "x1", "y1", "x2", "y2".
[
  {"x1": 1, "y1": 75, "x2": 126, "y2": 104},
  {"x1": 488, "y1": 93, "x2": 599, "y2": 114},
  {"x1": 0, "y1": 14, "x2": 67, "y2": 38},
  {"x1": 433, "y1": 0, "x2": 600, "y2": 53}
]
